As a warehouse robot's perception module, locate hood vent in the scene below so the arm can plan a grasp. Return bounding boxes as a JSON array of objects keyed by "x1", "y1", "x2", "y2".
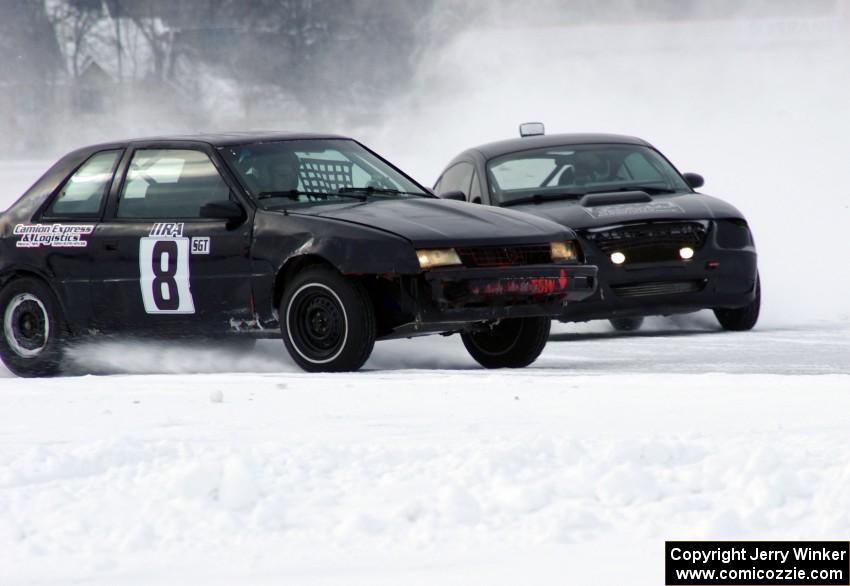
[{"x1": 580, "y1": 191, "x2": 652, "y2": 207}]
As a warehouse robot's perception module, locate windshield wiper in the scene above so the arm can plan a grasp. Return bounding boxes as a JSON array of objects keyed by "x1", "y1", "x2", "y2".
[
  {"x1": 500, "y1": 192, "x2": 584, "y2": 207},
  {"x1": 337, "y1": 186, "x2": 423, "y2": 197},
  {"x1": 257, "y1": 189, "x2": 367, "y2": 202}
]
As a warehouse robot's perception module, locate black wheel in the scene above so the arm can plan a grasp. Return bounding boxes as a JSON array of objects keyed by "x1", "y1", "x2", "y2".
[
  {"x1": 609, "y1": 316, "x2": 644, "y2": 332},
  {"x1": 0, "y1": 277, "x2": 66, "y2": 377},
  {"x1": 280, "y1": 266, "x2": 375, "y2": 372},
  {"x1": 461, "y1": 316, "x2": 551, "y2": 369},
  {"x1": 714, "y1": 274, "x2": 761, "y2": 331}
]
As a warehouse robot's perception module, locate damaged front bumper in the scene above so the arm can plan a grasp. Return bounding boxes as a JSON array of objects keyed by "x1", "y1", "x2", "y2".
[{"x1": 385, "y1": 264, "x2": 598, "y2": 338}]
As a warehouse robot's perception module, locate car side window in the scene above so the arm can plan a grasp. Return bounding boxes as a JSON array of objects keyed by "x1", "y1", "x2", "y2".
[
  {"x1": 436, "y1": 162, "x2": 473, "y2": 199},
  {"x1": 43, "y1": 150, "x2": 120, "y2": 218},
  {"x1": 117, "y1": 149, "x2": 230, "y2": 219},
  {"x1": 468, "y1": 170, "x2": 483, "y2": 203}
]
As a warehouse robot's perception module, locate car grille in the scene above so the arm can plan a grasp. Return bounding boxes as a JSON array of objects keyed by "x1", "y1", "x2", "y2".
[
  {"x1": 456, "y1": 244, "x2": 552, "y2": 267},
  {"x1": 612, "y1": 279, "x2": 705, "y2": 298},
  {"x1": 583, "y1": 221, "x2": 708, "y2": 264}
]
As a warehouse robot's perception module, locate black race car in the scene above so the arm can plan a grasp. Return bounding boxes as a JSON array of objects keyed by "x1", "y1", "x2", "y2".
[
  {"x1": 434, "y1": 124, "x2": 759, "y2": 332},
  {"x1": 0, "y1": 132, "x2": 598, "y2": 376}
]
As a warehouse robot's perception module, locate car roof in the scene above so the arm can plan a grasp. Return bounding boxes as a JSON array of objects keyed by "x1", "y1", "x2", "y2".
[
  {"x1": 79, "y1": 131, "x2": 352, "y2": 152},
  {"x1": 462, "y1": 133, "x2": 653, "y2": 160}
]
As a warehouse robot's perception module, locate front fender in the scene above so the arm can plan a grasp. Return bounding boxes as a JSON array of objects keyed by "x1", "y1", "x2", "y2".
[{"x1": 250, "y1": 211, "x2": 421, "y2": 322}]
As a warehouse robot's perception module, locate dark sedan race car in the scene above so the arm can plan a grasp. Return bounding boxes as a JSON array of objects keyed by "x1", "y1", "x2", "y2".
[
  {"x1": 0, "y1": 132, "x2": 598, "y2": 376},
  {"x1": 435, "y1": 124, "x2": 759, "y2": 332}
]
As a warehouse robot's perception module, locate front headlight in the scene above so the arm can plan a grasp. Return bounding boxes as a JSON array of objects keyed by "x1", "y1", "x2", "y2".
[
  {"x1": 416, "y1": 248, "x2": 463, "y2": 269},
  {"x1": 550, "y1": 241, "x2": 578, "y2": 263}
]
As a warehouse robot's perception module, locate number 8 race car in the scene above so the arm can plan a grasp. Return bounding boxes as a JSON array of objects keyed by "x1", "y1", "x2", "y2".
[{"x1": 0, "y1": 133, "x2": 598, "y2": 376}]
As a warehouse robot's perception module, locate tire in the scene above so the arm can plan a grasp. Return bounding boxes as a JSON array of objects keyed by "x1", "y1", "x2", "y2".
[
  {"x1": 461, "y1": 316, "x2": 551, "y2": 369},
  {"x1": 609, "y1": 316, "x2": 644, "y2": 332},
  {"x1": 280, "y1": 266, "x2": 375, "y2": 372},
  {"x1": 714, "y1": 274, "x2": 761, "y2": 331},
  {"x1": 0, "y1": 277, "x2": 66, "y2": 377}
]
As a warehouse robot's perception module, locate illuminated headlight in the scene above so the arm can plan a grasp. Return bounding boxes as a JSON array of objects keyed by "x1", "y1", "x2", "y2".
[
  {"x1": 610, "y1": 251, "x2": 626, "y2": 265},
  {"x1": 679, "y1": 246, "x2": 695, "y2": 260},
  {"x1": 416, "y1": 248, "x2": 462, "y2": 269},
  {"x1": 550, "y1": 241, "x2": 578, "y2": 262}
]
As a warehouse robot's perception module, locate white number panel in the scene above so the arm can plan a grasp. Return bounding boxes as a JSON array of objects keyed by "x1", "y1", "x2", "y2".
[{"x1": 139, "y1": 237, "x2": 195, "y2": 314}]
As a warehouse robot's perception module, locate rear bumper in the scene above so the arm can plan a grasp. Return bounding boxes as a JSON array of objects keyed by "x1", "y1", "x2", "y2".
[{"x1": 559, "y1": 247, "x2": 757, "y2": 322}]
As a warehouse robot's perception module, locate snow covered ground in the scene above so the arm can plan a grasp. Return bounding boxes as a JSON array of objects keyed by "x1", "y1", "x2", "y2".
[{"x1": 1, "y1": 312, "x2": 848, "y2": 584}]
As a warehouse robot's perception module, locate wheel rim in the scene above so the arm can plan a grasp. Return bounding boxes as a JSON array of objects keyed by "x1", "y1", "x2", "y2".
[
  {"x1": 286, "y1": 283, "x2": 348, "y2": 364},
  {"x1": 468, "y1": 319, "x2": 523, "y2": 356},
  {"x1": 4, "y1": 293, "x2": 50, "y2": 358}
]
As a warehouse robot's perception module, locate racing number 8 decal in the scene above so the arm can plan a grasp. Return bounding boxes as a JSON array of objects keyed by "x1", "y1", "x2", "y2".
[
  {"x1": 139, "y1": 237, "x2": 195, "y2": 314},
  {"x1": 152, "y1": 240, "x2": 180, "y2": 310}
]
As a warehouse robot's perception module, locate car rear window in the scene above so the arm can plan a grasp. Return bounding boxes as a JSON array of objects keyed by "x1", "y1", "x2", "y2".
[{"x1": 43, "y1": 150, "x2": 121, "y2": 218}]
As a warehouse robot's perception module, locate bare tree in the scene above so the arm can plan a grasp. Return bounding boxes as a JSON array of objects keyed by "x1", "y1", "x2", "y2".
[
  {"x1": 47, "y1": 0, "x2": 105, "y2": 78},
  {"x1": 126, "y1": 5, "x2": 175, "y2": 80},
  {"x1": 0, "y1": 0, "x2": 64, "y2": 83}
]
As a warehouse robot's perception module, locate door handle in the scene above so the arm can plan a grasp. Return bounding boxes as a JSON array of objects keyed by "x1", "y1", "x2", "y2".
[{"x1": 104, "y1": 239, "x2": 119, "y2": 252}]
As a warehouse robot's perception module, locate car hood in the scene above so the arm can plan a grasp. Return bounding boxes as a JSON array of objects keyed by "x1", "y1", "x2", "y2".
[
  {"x1": 506, "y1": 192, "x2": 746, "y2": 230},
  {"x1": 286, "y1": 197, "x2": 575, "y2": 247}
]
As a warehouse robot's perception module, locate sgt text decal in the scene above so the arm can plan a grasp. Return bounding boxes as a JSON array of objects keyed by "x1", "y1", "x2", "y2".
[
  {"x1": 14, "y1": 224, "x2": 94, "y2": 248},
  {"x1": 584, "y1": 201, "x2": 685, "y2": 219},
  {"x1": 191, "y1": 237, "x2": 210, "y2": 255},
  {"x1": 150, "y1": 222, "x2": 185, "y2": 237}
]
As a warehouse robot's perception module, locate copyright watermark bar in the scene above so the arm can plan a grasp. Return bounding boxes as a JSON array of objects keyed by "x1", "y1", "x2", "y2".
[{"x1": 666, "y1": 541, "x2": 850, "y2": 585}]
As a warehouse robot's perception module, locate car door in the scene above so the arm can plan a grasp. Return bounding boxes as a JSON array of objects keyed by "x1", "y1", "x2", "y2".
[{"x1": 89, "y1": 144, "x2": 254, "y2": 333}]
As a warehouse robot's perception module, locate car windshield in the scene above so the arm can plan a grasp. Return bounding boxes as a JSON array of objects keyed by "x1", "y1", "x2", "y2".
[
  {"x1": 219, "y1": 139, "x2": 427, "y2": 208},
  {"x1": 486, "y1": 144, "x2": 690, "y2": 206}
]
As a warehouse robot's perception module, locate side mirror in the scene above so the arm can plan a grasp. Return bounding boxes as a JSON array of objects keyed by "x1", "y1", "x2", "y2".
[
  {"x1": 440, "y1": 190, "x2": 466, "y2": 201},
  {"x1": 200, "y1": 200, "x2": 245, "y2": 222},
  {"x1": 683, "y1": 172, "x2": 704, "y2": 189}
]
